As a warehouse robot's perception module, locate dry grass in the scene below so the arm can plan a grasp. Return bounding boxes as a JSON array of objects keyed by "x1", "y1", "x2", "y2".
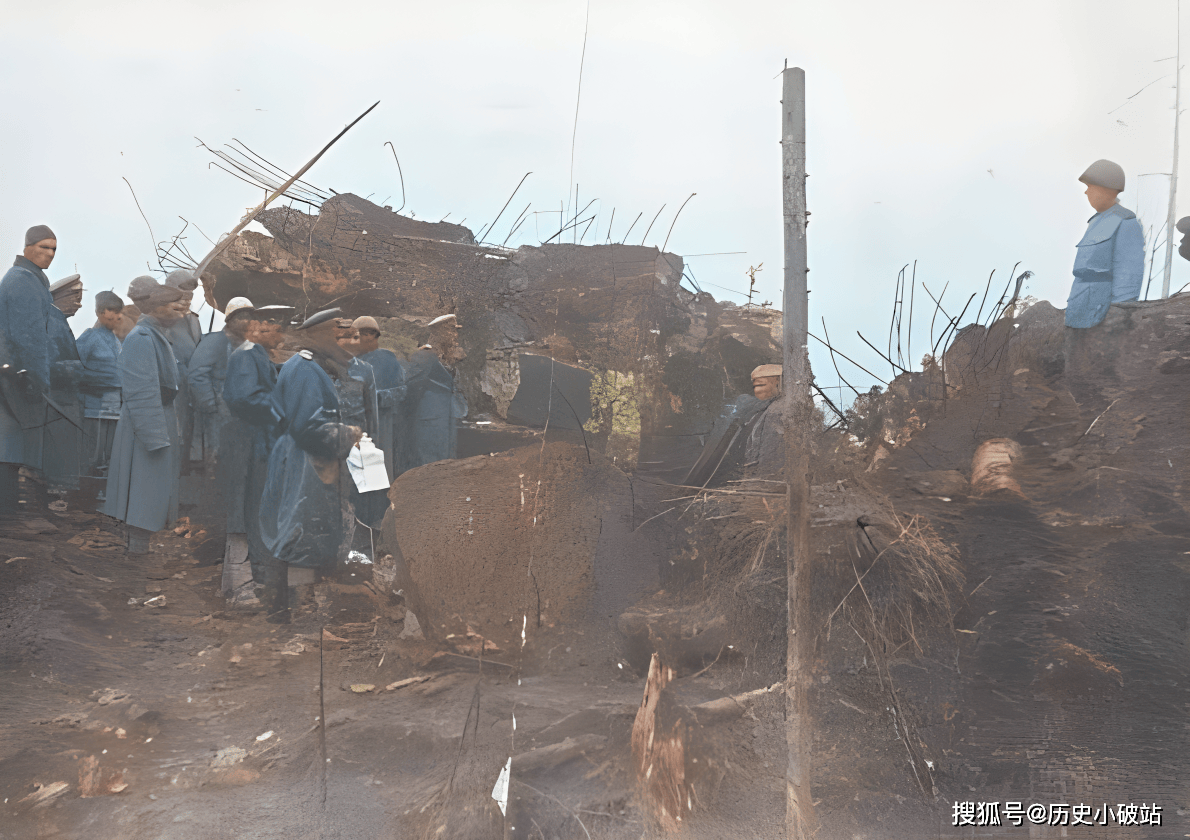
[
  {"x1": 824, "y1": 497, "x2": 962, "y2": 796},
  {"x1": 831, "y1": 499, "x2": 963, "y2": 655}
]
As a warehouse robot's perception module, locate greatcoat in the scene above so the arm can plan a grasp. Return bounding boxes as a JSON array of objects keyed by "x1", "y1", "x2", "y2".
[
  {"x1": 0, "y1": 256, "x2": 55, "y2": 469},
  {"x1": 1065, "y1": 203, "x2": 1146, "y2": 329},
  {"x1": 222, "y1": 340, "x2": 283, "y2": 581},
  {"x1": 401, "y1": 349, "x2": 461, "y2": 470},
  {"x1": 42, "y1": 307, "x2": 83, "y2": 488},
  {"x1": 357, "y1": 347, "x2": 406, "y2": 478},
  {"x1": 77, "y1": 323, "x2": 123, "y2": 473},
  {"x1": 162, "y1": 312, "x2": 202, "y2": 462},
  {"x1": 188, "y1": 329, "x2": 234, "y2": 455},
  {"x1": 259, "y1": 350, "x2": 357, "y2": 569},
  {"x1": 103, "y1": 315, "x2": 180, "y2": 532}
]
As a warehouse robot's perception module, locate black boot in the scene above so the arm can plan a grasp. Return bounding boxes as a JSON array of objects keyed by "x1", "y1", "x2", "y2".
[
  {"x1": 263, "y1": 557, "x2": 290, "y2": 624},
  {"x1": 0, "y1": 464, "x2": 21, "y2": 516}
]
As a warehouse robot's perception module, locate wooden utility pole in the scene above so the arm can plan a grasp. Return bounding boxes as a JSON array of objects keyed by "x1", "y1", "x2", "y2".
[
  {"x1": 781, "y1": 65, "x2": 817, "y2": 840},
  {"x1": 1163, "y1": 0, "x2": 1182, "y2": 299}
]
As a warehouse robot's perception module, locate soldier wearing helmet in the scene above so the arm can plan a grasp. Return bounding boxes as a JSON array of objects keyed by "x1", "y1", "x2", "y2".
[{"x1": 1065, "y1": 159, "x2": 1145, "y2": 329}]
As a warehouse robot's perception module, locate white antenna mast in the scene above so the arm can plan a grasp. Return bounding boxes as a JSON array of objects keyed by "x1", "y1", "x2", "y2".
[{"x1": 1162, "y1": 0, "x2": 1182, "y2": 298}]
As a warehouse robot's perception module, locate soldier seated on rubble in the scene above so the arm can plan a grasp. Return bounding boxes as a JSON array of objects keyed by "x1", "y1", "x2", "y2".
[
  {"x1": 741, "y1": 364, "x2": 785, "y2": 480},
  {"x1": 684, "y1": 364, "x2": 785, "y2": 487}
]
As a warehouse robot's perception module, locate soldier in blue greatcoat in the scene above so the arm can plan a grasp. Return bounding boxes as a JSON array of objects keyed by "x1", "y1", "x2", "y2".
[
  {"x1": 104, "y1": 277, "x2": 185, "y2": 553},
  {"x1": 76, "y1": 291, "x2": 125, "y2": 476},
  {"x1": 259, "y1": 309, "x2": 362, "y2": 622},
  {"x1": 1065, "y1": 159, "x2": 1145, "y2": 329},
  {"x1": 161, "y1": 269, "x2": 204, "y2": 471},
  {"x1": 190, "y1": 296, "x2": 255, "y2": 468},
  {"x1": 336, "y1": 318, "x2": 386, "y2": 527},
  {"x1": 221, "y1": 304, "x2": 289, "y2": 601},
  {"x1": 349, "y1": 315, "x2": 406, "y2": 478},
  {"x1": 0, "y1": 225, "x2": 59, "y2": 513},
  {"x1": 43, "y1": 275, "x2": 85, "y2": 490},
  {"x1": 401, "y1": 346, "x2": 462, "y2": 470}
]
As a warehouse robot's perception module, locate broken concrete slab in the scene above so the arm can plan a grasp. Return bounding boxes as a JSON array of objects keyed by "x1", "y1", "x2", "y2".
[{"x1": 505, "y1": 353, "x2": 593, "y2": 431}]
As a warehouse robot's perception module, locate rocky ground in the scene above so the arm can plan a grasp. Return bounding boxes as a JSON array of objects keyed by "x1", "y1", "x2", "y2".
[{"x1": 0, "y1": 480, "x2": 788, "y2": 840}]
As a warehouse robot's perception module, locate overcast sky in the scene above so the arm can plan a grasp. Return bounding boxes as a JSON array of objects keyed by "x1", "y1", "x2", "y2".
[{"x1": 2, "y1": 0, "x2": 1186, "y2": 394}]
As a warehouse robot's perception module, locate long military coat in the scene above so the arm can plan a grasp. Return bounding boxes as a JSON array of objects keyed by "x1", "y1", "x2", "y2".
[
  {"x1": 163, "y1": 312, "x2": 202, "y2": 461},
  {"x1": 260, "y1": 351, "x2": 357, "y2": 569},
  {"x1": 683, "y1": 395, "x2": 765, "y2": 487},
  {"x1": 343, "y1": 356, "x2": 379, "y2": 439},
  {"x1": 1065, "y1": 203, "x2": 1146, "y2": 328},
  {"x1": 401, "y1": 349, "x2": 461, "y2": 470},
  {"x1": 223, "y1": 341, "x2": 282, "y2": 578},
  {"x1": 189, "y1": 329, "x2": 233, "y2": 454},
  {"x1": 742, "y1": 397, "x2": 785, "y2": 480},
  {"x1": 223, "y1": 341, "x2": 282, "y2": 457},
  {"x1": 357, "y1": 348, "x2": 406, "y2": 477},
  {"x1": 340, "y1": 356, "x2": 387, "y2": 525},
  {"x1": 0, "y1": 256, "x2": 55, "y2": 469},
  {"x1": 42, "y1": 307, "x2": 83, "y2": 488},
  {"x1": 77, "y1": 324, "x2": 123, "y2": 473},
  {"x1": 104, "y1": 316, "x2": 180, "y2": 532},
  {"x1": 76, "y1": 325, "x2": 122, "y2": 419}
]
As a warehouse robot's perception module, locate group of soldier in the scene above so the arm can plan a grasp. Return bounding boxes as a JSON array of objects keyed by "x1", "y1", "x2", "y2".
[
  {"x1": 0, "y1": 224, "x2": 466, "y2": 623},
  {"x1": 0, "y1": 160, "x2": 1161, "y2": 620}
]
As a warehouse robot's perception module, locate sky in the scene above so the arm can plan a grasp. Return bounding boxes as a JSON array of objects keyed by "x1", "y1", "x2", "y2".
[{"x1": 2, "y1": 0, "x2": 1187, "y2": 396}]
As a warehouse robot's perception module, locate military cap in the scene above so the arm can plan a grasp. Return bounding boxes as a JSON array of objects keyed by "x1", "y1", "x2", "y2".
[
  {"x1": 224, "y1": 296, "x2": 255, "y2": 319},
  {"x1": 128, "y1": 275, "x2": 184, "y2": 304},
  {"x1": 1078, "y1": 159, "x2": 1125, "y2": 192},
  {"x1": 49, "y1": 274, "x2": 83, "y2": 298},
  {"x1": 1177, "y1": 216, "x2": 1190, "y2": 235},
  {"x1": 164, "y1": 268, "x2": 199, "y2": 291},
  {"x1": 254, "y1": 305, "x2": 296, "y2": 323},
  {"x1": 296, "y1": 308, "x2": 344, "y2": 331},
  {"x1": 352, "y1": 316, "x2": 380, "y2": 334},
  {"x1": 25, "y1": 225, "x2": 56, "y2": 246},
  {"x1": 751, "y1": 364, "x2": 783, "y2": 379},
  {"x1": 428, "y1": 313, "x2": 459, "y2": 328},
  {"x1": 94, "y1": 290, "x2": 124, "y2": 313}
]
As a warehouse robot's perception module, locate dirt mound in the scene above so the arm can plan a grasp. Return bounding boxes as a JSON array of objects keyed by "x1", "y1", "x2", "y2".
[{"x1": 381, "y1": 442, "x2": 661, "y2": 655}]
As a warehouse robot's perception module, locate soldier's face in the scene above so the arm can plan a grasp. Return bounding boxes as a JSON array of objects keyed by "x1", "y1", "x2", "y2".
[
  {"x1": 752, "y1": 376, "x2": 781, "y2": 400},
  {"x1": 147, "y1": 301, "x2": 182, "y2": 326},
  {"x1": 23, "y1": 238, "x2": 57, "y2": 270},
  {"x1": 225, "y1": 314, "x2": 253, "y2": 341},
  {"x1": 98, "y1": 308, "x2": 123, "y2": 330},
  {"x1": 168, "y1": 292, "x2": 192, "y2": 318},
  {"x1": 356, "y1": 330, "x2": 380, "y2": 354},
  {"x1": 338, "y1": 329, "x2": 361, "y2": 356},
  {"x1": 1085, "y1": 184, "x2": 1119, "y2": 213},
  {"x1": 254, "y1": 322, "x2": 285, "y2": 351}
]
